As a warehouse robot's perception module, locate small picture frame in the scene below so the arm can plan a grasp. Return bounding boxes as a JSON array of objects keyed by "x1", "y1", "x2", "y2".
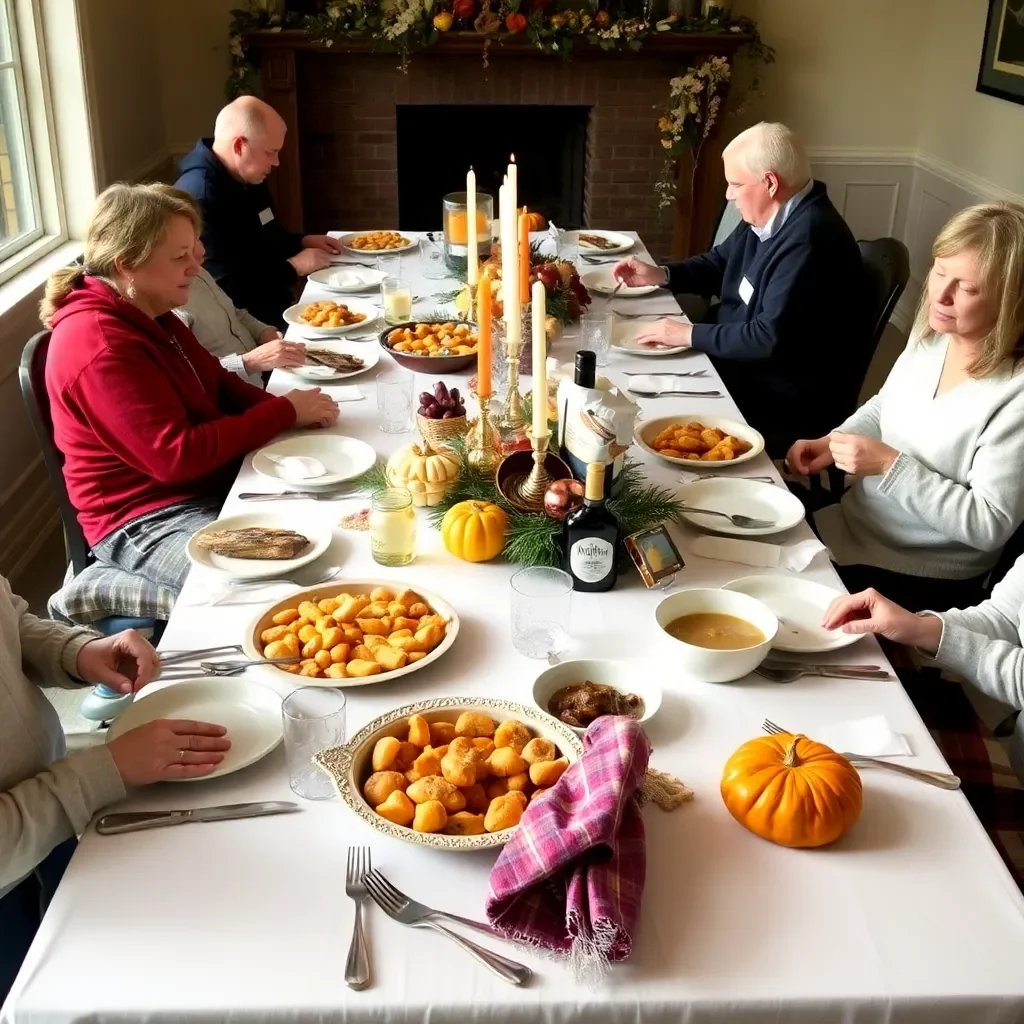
[{"x1": 625, "y1": 525, "x2": 685, "y2": 588}]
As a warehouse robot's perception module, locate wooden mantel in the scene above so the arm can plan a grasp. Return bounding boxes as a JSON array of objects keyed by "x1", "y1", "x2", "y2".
[{"x1": 246, "y1": 28, "x2": 751, "y2": 258}]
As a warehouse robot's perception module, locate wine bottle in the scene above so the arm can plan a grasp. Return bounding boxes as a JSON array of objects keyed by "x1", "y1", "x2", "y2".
[{"x1": 563, "y1": 461, "x2": 621, "y2": 592}]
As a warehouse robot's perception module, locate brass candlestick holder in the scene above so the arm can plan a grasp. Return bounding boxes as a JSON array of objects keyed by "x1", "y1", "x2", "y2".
[
  {"x1": 461, "y1": 280, "x2": 477, "y2": 324},
  {"x1": 467, "y1": 389, "x2": 500, "y2": 473},
  {"x1": 497, "y1": 306, "x2": 528, "y2": 438},
  {"x1": 511, "y1": 429, "x2": 554, "y2": 512}
]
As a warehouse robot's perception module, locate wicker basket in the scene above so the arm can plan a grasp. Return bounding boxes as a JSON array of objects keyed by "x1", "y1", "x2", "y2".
[{"x1": 417, "y1": 413, "x2": 469, "y2": 450}]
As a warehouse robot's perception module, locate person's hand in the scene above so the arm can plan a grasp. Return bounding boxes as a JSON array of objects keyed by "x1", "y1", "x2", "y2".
[
  {"x1": 302, "y1": 233, "x2": 343, "y2": 255},
  {"x1": 75, "y1": 630, "x2": 160, "y2": 694},
  {"x1": 288, "y1": 248, "x2": 332, "y2": 277},
  {"x1": 786, "y1": 436, "x2": 834, "y2": 476},
  {"x1": 107, "y1": 719, "x2": 231, "y2": 785},
  {"x1": 828, "y1": 432, "x2": 900, "y2": 477},
  {"x1": 242, "y1": 338, "x2": 307, "y2": 373},
  {"x1": 285, "y1": 387, "x2": 340, "y2": 428},
  {"x1": 612, "y1": 257, "x2": 667, "y2": 288},
  {"x1": 633, "y1": 319, "x2": 692, "y2": 350},
  {"x1": 821, "y1": 589, "x2": 942, "y2": 653}
]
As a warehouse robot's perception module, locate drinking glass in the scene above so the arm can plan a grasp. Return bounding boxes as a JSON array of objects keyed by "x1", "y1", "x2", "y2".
[
  {"x1": 381, "y1": 276, "x2": 413, "y2": 325},
  {"x1": 377, "y1": 254, "x2": 402, "y2": 278},
  {"x1": 422, "y1": 244, "x2": 448, "y2": 280},
  {"x1": 557, "y1": 228, "x2": 579, "y2": 266},
  {"x1": 282, "y1": 687, "x2": 347, "y2": 801},
  {"x1": 510, "y1": 567, "x2": 572, "y2": 659},
  {"x1": 370, "y1": 487, "x2": 417, "y2": 567},
  {"x1": 378, "y1": 369, "x2": 415, "y2": 433},
  {"x1": 580, "y1": 310, "x2": 612, "y2": 366}
]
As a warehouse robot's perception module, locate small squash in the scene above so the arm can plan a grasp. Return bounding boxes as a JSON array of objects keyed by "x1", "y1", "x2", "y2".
[
  {"x1": 521, "y1": 207, "x2": 547, "y2": 232},
  {"x1": 441, "y1": 500, "x2": 508, "y2": 563},
  {"x1": 386, "y1": 442, "x2": 461, "y2": 508},
  {"x1": 720, "y1": 732, "x2": 862, "y2": 848}
]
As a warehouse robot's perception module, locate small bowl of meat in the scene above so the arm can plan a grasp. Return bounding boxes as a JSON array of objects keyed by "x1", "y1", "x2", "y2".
[{"x1": 531, "y1": 659, "x2": 661, "y2": 737}]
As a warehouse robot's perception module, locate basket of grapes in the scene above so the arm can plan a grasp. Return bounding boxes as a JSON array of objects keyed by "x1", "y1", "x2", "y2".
[{"x1": 416, "y1": 381, "x2": 469, "y2": 448}]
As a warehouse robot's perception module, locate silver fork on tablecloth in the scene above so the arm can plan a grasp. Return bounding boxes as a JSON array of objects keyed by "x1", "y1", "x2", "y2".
[
  {"x1": 761, "y1": 719, "x2": 961, "y2": 790},
  {"x1": 363, "y1": 869, "x2": 501, "y2": 939},
  {"x1": 345, "y1": 846, "x2": 372, "y2": 990}
]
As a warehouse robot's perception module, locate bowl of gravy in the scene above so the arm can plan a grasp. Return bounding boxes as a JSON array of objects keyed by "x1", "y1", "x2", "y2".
[{"x1": 655, "y1": 588, "x2": 778, "y2": 682}]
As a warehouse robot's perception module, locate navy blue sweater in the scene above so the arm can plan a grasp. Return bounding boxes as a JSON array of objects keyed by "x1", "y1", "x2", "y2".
[
  {"x1": 667, "y1": 182, "x2": 867, "y2": 449},
  {"x1": 175, "y1": 140, "x2": 303, "y2": 330}
]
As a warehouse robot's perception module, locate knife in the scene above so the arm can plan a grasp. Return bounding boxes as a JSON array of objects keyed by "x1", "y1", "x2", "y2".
[
  {"x1": 238, "y1": 490, "x2": 368, "y2": 501},
  {"x1": 96, "y1": 801, "x2": 300, "y2": 835}
]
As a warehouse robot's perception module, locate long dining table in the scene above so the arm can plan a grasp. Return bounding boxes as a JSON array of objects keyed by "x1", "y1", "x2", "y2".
[{"x1": 6, "y1": 232, "x2": 1024, "y2": 1024}]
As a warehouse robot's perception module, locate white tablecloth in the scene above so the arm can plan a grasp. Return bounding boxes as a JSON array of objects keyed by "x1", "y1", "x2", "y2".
[{"x1": 6, "y1": 234, "x2": 1024, "y2": 1024}]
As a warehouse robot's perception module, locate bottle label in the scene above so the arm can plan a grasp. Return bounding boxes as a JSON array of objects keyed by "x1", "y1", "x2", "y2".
[{"x1": 570, "y1": 537, "x2": 615, "y2": 584}]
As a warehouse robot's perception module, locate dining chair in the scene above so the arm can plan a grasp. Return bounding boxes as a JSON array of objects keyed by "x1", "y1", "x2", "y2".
[{"x1": 19, "y1": 330, "x2": 168, "y2": 721}]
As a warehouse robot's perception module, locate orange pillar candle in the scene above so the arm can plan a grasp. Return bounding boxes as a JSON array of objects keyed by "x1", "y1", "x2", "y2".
[
  {"x1": 477, "y1": 269, "x2": 492, "y2": 398},
  {"x1": 519, "y1": 208, "x2": 531, "y2": 305}
]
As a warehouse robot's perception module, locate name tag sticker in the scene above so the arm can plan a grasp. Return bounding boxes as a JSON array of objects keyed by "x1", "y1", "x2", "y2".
[
  {"x1": 258, "y1": 208, "x2": 274, "y2": 226},
  {"x1": 738, "y1": 276, "x2": 754, "y2": 305}
]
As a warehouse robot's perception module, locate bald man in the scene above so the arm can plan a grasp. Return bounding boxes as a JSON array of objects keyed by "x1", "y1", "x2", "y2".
[{"x1": 175, "y1": 96, "x2": 340, "y2": 329}]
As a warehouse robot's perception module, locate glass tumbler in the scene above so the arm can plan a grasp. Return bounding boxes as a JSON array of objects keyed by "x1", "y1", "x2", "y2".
[
  {"x1": 580, "y1": 311, "x2": 613, "y2": 366},
  {"x1": 509, "y1": 567, "x2": 573, "y2": 659},
  {"x1": 381, "y1": 277, "x2": 413, "y2": 325},
  {"x1": 378, "y1": 369, "x2": 415, "y2": 433},
  {"x1": 282, "y1": 687, "x2": 347, "y2": 801},
  {"x1": 370, "y1": 487, "x2": 417, "y2": 567}
]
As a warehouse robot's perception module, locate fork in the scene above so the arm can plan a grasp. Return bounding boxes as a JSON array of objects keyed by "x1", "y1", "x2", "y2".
[
  {"x1": 693, "y1": 473, "x2": 775, "y2": 483},
  {"x1": 680, "y1": 504, "x2": 775, "y2": 529},
  {"x1": 623, "y1": 370, "x2": 708, "y2": 378},
  {"x1": 613, "y1": 310, "x2": 688, "y2": 320},
  {"x1": 363, "y1": 869, "x2": 501, "y2": 939},
  {"x1": 761, "y1": 719, "x2": 961, "y2": 789},
  {"x1": 754, "y1": 665, "x2": 891, "y2": 683},
  {"x1": 363, "y1": 870, "x2": 531, "y2": 986},
  {"x1": 629, "y1": 389, "x2": 723, "y2": 398},
  {"x1": 222, "y1": 566, "x2": 344, "y2": 590},
  {"x1": 345, "y1": 846, "x2": 371, "y2": 990}
]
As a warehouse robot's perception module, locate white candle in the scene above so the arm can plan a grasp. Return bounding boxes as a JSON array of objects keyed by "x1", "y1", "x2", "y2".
[
  {"x1": 466, "y1": 167, "x2": 478, "y2": 287},
  {"x1": 504, "y1": 159, "x2": 521, "y2": 351},
  {"x1": 508, "y1": 155, "x2": 518, "y2": 218},
  {"x1": 532, "y1": 280, "x2": 547, "y2": 437}
]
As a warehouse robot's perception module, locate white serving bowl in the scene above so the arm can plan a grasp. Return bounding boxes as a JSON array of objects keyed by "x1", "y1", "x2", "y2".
[
  {"x1": 654, "y1": 587, "x2": 778, "y2": 683},
  {"x1": 531, "y1": 659, "x2": 662, "y2": 736}
]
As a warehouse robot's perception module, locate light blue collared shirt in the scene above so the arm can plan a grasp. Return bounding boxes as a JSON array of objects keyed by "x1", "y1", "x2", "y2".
[{"x1": 751, "y1": 178, "x2": 815, "y2": 243}]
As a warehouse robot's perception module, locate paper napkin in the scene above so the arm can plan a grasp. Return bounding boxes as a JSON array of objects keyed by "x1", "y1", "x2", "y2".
[
  {"x1": 814, "y1": 715, "x2": 913, "y2": 757},
  {"x1": 264, "y1": 454, "x2": 327, "y2": 482},
  {"x1": 686, "y1": 535, "x2": 826, "y2": 572},
  {"x1": 329, "y1": 385, "x2": 364, "y2": 402}
]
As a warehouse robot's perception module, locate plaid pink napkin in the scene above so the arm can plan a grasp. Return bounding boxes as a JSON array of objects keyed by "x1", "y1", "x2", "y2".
[{"x1": 485, "y1": 716, "x2": 651, "y2": 975}]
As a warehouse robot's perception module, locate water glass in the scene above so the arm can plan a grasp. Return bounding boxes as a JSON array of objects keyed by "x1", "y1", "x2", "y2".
[
  {"x1": 557, "y1": 228, "x2": 579, "y2": 266},
  {"x1": 370, "y1": 487, "x2": 417, "y2": 567},
  {"x1": 378, "y1": 369, "x2": 415, "y2": 433},
  {"x1": 580, "y1": 311, "x2": 612, "y2": 366},
  {"x1": 382, "y1": 276, "x2": 413, "y2": 325},
  {"x1": 422, "y1": 244, "x2": 448, "y2": 280},
  {"x1": 377, "y1": 254, "x2": 402, "y2": 278},
  {"x1": 282, "y1": 687, "x2": 347, "y2": 801},
  {"x1": 510, "y1": 567, "x2": 572, "y2": 659}
]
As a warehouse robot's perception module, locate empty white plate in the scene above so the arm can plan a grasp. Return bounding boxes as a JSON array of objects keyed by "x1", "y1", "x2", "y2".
[
  {"x1": 252, "y1": 435, "x2": 376, "y2": 488},
  {"x1": 677, "y1": 478, "x2": 805, "y2": 537},
  {"x1": 287, "y1": 340, "x2": 380, "y2": 382},
  {"x1": 308, "y1": 268, "x2": 387, "y2": 292},
  {"x1": 611, "y1": 320, "x2": 691, "y2": 357},
  {"x1": 577, "y1": 230, "x2": 634, "y2": 255},
  {"x1": 106, "y1": 678, "x2": 283, "y2": 781},
  {"x1": 581, "y1": 267, "x2": 660, "y2": 297},
  {"x1": 186, "y1": 512, "x2": 333, "y2": 579},
  {"x1": 283, "y1": 298, "x2": 379, "y2": 338},
  {"x1": 723, "y1": 575, "x2": 861, "y2": 653}
]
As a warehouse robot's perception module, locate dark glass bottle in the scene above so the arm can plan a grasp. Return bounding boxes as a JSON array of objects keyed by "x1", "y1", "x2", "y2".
[{"x1": 563, "y1": 462, "x2": 621, "y2": 592}]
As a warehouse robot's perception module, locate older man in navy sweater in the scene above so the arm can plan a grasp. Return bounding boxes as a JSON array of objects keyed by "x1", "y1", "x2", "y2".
[{"x1": 615, "y1": 122, "x2": 866, "y2": 454}]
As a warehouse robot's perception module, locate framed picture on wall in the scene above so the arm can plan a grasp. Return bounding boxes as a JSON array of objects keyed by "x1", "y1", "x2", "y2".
[{"x1": 977, "y1": 0, "x2": 1024, "y2": 104}]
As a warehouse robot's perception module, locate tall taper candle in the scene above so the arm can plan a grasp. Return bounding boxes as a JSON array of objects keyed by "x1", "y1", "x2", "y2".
[
  {"x1": 477, "y1": 268, "x2": 492, "y2": 397},
  {"x1": 466, "y1": 167, "x2": 478, "y2": 286},
  {"x1": 519, "y1": 208, "x2": 530, "y2": 305},
  {"x1": 532, "y1": 280, "x2": 547, "y2": 438}
]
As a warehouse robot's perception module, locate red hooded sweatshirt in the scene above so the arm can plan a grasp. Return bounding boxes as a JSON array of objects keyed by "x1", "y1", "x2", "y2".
[{"x1": 46, "y1": 276, "x2": 296, "y2": 545}]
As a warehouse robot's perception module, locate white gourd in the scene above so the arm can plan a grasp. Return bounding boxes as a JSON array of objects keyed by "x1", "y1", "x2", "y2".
[{"x1": 385, "y1": 443, "x2": 461, "y2": 507}]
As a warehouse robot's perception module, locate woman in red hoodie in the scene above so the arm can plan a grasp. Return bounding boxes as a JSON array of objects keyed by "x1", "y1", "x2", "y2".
[{"x1": 40, "y1": 184, "x2": 339, "y2": 594}]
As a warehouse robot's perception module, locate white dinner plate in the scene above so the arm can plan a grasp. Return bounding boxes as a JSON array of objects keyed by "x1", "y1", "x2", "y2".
[
  {"x1": 106, "y1": 678, "x2": 283, "y2": 781},
  {"x1": 722, "y1": 575, "x2": 862, "y2": 653},
  {"x1": 677, "y1": 479, "x2": 805, "y2": 537},
  {"x1": 337, "y1": 231, "x2": 419, "y2": 255},
  {"x1": 611, "y1": 320, "x2": 690, "y2": 357},
  {"x1": 635, "y1": 414, "x2": 765, "y2": 469},
  {"x1": 283, "y1": 298, "x2": 380, "y2": 338},
  {"x1": 287, "y1": 340, "x2": 380, "y2": 382},
  {"x1": 186, "y1": 512, "x2": 333, "y2": 579},
  {"x1": 577, "y1": 230, "x2": 634, "y2": 256},
  {"x1": 581, "y1": 267, "x2": 660, "y2": 298},
  {"x1": 252, "y1": 435, "x2": 377, "y2": 488},
  {"x1": 308, "y1": 267, "x2": 387, "y2": 293}
]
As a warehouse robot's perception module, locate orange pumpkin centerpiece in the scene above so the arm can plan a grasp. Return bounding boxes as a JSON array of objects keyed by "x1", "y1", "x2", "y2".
[{"x1": 720, "y1": 733, "x2": 863, "y2": 848}]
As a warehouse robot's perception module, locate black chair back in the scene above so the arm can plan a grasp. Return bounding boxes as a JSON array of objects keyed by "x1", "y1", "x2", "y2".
[
  {"x1": 858, "y1": 237, "x2": 911, "y2": 360},
  {"x1": 19, "y1": 330, "x2": 91, "y2": 576}
]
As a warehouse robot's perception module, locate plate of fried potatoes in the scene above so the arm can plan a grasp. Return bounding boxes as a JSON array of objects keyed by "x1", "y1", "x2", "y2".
[
  {"x1": 283, "y1": 298, "x2": 379, "y2": 337},
  {"x1": 635, "y1": 415, "x2": 764, "y2": 468},
  {"x1": 315, "y1": 697, "x2": 584, "y2": 851},
  {"x1": 380, "y1": 320, "x2": 479, "y2": 372},
  {"x1": 339, "y1": 230, "x2": 418, "y2": 254},
  {"x1": 243, "y1": 580, "x2": 459, "y2": 687}
]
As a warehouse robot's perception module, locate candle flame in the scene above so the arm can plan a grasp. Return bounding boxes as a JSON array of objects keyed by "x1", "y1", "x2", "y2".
[{"x1": 511, "y1": 154, "x2": 517, "y2": 164}]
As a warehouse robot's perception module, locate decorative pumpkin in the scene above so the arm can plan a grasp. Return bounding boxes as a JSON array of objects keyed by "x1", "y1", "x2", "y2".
[
  {"x1": 386, "y1": 443, "x2": 461, "y2": 508},
  {"x1": 505, "y1": 11, "x2": 527, "y2": 32},
  {"x1": 441, "y1": 500, "x2": 508, "y2": 562},
  {"x1": 521, "y1": 208, "x2": 547, "y2": 232},
  {"x1": 720, "y1": 733, "x2": 862, "y2": 848},
  {"x1": 433, "y1": 10, "x2": 453, "y2": 30}
]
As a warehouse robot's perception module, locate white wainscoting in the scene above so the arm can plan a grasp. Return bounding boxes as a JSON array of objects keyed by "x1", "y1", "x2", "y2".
[{"x1": 808, "y1": 148, "x2": 1024, "y2": 332}]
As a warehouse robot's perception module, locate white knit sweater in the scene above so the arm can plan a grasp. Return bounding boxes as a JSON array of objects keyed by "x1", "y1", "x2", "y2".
[{"x1": 815, "y1": 333, "x2": 1024, "y2": 579}]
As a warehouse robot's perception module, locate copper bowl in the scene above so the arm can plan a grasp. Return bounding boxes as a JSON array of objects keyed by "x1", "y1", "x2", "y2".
[
  {"x1": 379, "y1": 320, "x2": 478, "y2": 373},
  {"x1": 495, "y1": 448, "x2": 574, "y2": 511}
]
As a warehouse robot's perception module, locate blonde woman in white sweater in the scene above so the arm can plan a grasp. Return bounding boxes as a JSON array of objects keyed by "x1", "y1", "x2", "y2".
[
  {"x1": 0, "y1": 576, "x2": 229, "y2": 999},
  {"x1": 788, "y1": 202, "x2": 1024, "y2": 612}
]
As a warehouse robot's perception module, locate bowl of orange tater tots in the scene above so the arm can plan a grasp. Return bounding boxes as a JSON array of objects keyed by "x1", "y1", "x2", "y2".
[
  {"x1": 379, "y1": 320, "x2": 479, "y2": 372},
  {"x1": 635, "y1": 415, "x2": 765, "y2": 469},
  {"x1": 314, "y1": 696, "x2": 584, "y2": 850}
]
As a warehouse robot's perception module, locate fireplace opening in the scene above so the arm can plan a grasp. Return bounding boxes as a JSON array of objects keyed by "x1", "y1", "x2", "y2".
[{"x1": 396, "y1": 105, "x2": 590, "y2": 231}]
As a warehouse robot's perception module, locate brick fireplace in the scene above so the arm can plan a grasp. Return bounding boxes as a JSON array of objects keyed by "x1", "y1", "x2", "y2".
[{"x1": 249, "y1": 31, "x2": 749, "y2": 259}]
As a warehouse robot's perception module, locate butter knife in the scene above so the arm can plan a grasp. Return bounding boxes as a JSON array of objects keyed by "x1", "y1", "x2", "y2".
[
  {"x1": 238, "y1": 490, "x2": 368, "y2": 501},
  {"x1": 96, "y1": 801, "x2": 300, "y2": 835}
]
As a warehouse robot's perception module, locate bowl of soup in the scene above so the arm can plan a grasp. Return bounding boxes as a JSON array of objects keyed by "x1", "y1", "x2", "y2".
[{"x1": 654, "y1": 588, "x2": 778, "y2": 683}]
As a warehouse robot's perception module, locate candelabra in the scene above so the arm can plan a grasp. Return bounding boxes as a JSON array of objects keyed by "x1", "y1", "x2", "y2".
[
  {"x1": 509, "y1": 429, "x2": 554, "y2": 512},
  {"x1": 466, "y1": 389, "x2": 500, "y2": 473}
]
